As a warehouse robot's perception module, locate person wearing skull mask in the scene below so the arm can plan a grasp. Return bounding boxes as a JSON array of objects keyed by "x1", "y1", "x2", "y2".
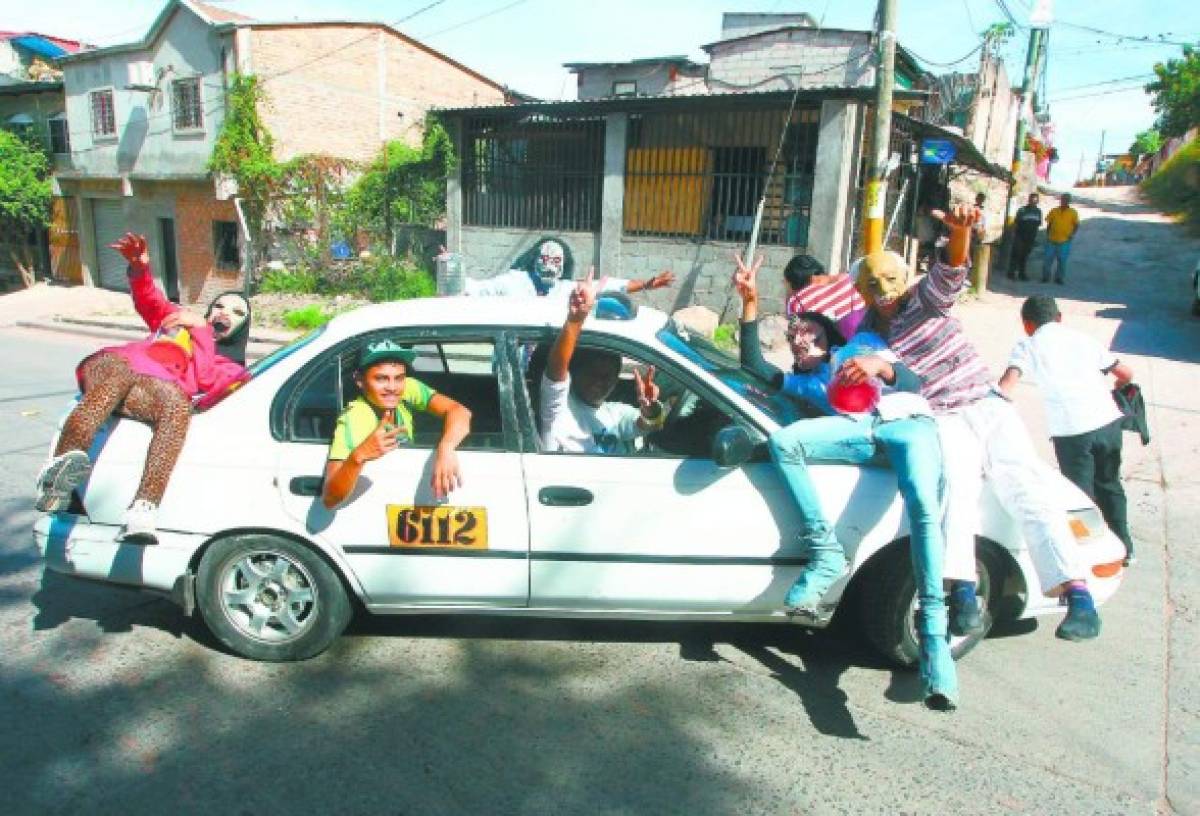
[
  {"x1": 856, "y1": 206, "x2": 1103, "y2": 644},
  {"x1": 461, "y1": 237, "x2": 675, "y2": 299},
  {"x1": 34, "y1": 233, "x2": 251, "y2": 543}
]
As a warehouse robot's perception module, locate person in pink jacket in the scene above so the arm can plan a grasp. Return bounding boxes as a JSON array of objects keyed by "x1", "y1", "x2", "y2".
[{"x1": 34, "y1": 233, "x2": 252, "y2": 542}]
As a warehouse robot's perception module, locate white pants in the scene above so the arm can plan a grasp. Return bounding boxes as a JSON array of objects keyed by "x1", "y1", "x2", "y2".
[{"x1": 936, "y1": 394, "x2": 1085, "y2": 594}]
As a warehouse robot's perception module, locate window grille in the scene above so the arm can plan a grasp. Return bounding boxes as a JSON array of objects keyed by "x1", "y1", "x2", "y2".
[
  {"x1": 90, "y1": 90, "x2": 115, "y2": 137},
  {"x1": 462, "y1": 116, "x2": 605, "y2": 232},
  {"x1": 172, "y1": 77, "x2": 204, "y2": 131},
  {"x1": 623, "y1": 107, "x2": 820, "y2": 246}
]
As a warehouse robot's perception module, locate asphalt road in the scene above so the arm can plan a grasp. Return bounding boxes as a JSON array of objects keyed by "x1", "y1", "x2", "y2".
[{"x1": 0, "y1": 189, "x2": 1197, "y2": 815}]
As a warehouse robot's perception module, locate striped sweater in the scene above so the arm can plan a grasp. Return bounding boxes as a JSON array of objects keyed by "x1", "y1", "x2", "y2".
[{"x1": 869, "y1": 261, "x2": 993, "y2": 412}]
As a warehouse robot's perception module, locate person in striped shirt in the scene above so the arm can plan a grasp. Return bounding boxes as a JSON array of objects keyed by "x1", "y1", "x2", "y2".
[
  {"x1": 856, "y1": 205, "x2": 1102, "y2": 643},
  {"x1": 783, "y1": 253, "x2": 867, "y2": 340}
]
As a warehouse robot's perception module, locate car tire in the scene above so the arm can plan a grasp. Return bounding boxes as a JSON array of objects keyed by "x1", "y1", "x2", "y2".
[
  {"x1": 196, "y1": 534, "x2": 352, "y2": 662},
  {"x1": 858, "y1": 540, "x2": 1002, "y2": 669}
]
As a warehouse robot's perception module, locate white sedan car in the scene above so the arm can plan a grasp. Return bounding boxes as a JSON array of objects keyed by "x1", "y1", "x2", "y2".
[{"x1": 35, "y1": 297, "x2": 1127, "y2": 662}]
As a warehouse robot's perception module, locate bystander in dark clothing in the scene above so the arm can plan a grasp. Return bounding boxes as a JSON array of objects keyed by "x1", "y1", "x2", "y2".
[{"x1": 1008, "y1": 194, "x2": 1043, "y2": 280}]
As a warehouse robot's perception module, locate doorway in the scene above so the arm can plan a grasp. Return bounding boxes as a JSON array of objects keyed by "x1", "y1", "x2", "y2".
[{"x1": 158, "y1": 217, "x2": 180, "y2": 302}]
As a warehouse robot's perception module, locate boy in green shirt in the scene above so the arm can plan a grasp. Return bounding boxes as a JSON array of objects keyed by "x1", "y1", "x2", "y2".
[{"x1": 322, "y1": 338, "x2": 472, "y2": 508}]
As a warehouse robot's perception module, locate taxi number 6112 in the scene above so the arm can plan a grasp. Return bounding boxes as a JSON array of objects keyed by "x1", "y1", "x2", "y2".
[{"x1": 386, "y1": 505, "x2": 488, "y2": 549}]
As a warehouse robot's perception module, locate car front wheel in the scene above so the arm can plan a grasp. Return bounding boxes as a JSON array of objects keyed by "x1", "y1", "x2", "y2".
[
  {"x1": 196, "y1": 534, "x2": 352, "y2": 662},
  {"x1": 858, "y1": 540, "x2": 1002, "y2": 668}
]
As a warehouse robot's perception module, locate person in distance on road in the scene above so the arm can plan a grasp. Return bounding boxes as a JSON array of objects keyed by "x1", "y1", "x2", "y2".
[{"x1": 1008, "y1": 192, "x2": 1043, "y2": 281}]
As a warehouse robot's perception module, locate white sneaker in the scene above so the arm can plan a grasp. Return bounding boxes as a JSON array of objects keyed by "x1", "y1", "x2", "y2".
[
  {"x1": 34, "y1": 450, "x2": 91, "y2": 513},
  {"x1": 117, "y1": 499, "x2": 158, "y2": 544}
]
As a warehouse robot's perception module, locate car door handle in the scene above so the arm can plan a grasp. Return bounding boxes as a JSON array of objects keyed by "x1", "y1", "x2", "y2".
[
  {"x1": 538, "y1": 486, "x2": 594, "y2": 507},
  {"x1": 289, "y1": 476, "x2": 323, "y2": 496}
]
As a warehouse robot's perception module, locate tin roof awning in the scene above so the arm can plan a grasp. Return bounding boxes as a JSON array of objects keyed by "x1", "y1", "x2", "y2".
[
  {"x1": 11, "y1": 34, "x2": 69, "y2": 59},
  {"x1": 894, "y1": 113, "x2": 1013, "y2": 182}
]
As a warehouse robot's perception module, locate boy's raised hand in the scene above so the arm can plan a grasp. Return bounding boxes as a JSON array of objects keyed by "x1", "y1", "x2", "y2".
[
  {"x1": 732, "y1": 251, "x2": 764, "y2": 302},
  {"x1": 354, "y1": 408, "x2": 401, "y2": 464},
  {"x1": 633, "y1": 365, "x2": 660, "y2": 410},
  {"x1": 567, "y1": 266, "x2": 608, "y2": 323}
]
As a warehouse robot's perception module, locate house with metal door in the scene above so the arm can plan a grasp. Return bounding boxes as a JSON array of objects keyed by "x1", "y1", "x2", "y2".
[{"x1": 53, "y1": 0, "x2": 509, "y2": 304}]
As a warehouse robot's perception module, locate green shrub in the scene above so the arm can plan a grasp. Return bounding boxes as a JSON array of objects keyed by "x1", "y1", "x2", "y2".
[
  {"x1": 282, "y1": 304, "x2": 332, "y2": 330},
  {"x1": 712, "y1": 323, "x2": 739, "y2": 351},
  {"x1": 358, "y1": 256, "x2": 435, "y2": 302},
  {"x1": 260, "y1": 265, "x2": 319, "y2": 294},
  {"x1": 1143, "y1": 138, "x2": 1200, "y2": 228}
]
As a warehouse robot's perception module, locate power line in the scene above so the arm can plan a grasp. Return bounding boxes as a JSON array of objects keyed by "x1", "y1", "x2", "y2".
[
  {"x1": 420, "y1": 0, "x2": 530, "y2": 39},
  {"x1": 1048, "y1": 85, "x2": 1150, "y2": 103},
  {"x1": 1051, "y1": 20, "x2": 1196, "y2": 48},
  {"x1": 1049, "y1": 73, "x2": 1156, "y2": 93},
  {"x1": 903, "y1": 42, "x2": 984, "y2": 68}
]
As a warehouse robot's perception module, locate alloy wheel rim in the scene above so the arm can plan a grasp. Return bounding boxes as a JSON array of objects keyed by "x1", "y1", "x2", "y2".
[{"x1": 219, "y1": 550, "x2": 319, "y2": 644}]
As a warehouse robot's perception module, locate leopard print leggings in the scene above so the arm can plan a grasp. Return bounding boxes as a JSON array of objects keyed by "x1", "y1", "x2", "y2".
[{"x1": 55, "y1": 352, "x2": 191, "y2": 505}]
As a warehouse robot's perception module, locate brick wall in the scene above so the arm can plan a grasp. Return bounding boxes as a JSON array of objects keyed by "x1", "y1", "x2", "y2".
[
  {"x1": 708, "y1": 29, "x2": 873, "y2": 91},
  {"x1": 251, "y1": 24, "x2": 507, "y2": 163},
  {"x1": 175, "y1": 187, "x2": 239, "y2": 304}
]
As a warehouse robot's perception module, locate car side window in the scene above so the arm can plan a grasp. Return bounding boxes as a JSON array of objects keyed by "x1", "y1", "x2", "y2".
[
  {"x1": 280, "y1": 334, "x2": 511, "y2": 451},
  {"x1": 518, "y1": 337, "x2": 746, "y2": 460}
]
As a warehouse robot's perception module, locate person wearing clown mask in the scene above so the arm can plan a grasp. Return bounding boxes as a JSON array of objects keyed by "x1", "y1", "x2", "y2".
[
  {"x1": 461, "y1": 236, "x2": 675, "y2": 299},
  {"x1": 856, "y1": 206, "x2": 1102, "y2": 644},
  {"x1": 733, "y1": 253, "x2": 957, "y2": 710},
  {"x1": 34, "y1": 233, "x2": 251, "y2": 543}
]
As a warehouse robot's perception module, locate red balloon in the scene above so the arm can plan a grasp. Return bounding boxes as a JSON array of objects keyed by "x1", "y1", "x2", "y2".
[{"x1": 828, "y1": 377, "x2": 880, "y2": 414}]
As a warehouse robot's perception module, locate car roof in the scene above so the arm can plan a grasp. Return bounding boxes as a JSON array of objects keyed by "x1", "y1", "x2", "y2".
[{"x1": 319, "y1": 296, "x2": 673, "y2": 345}]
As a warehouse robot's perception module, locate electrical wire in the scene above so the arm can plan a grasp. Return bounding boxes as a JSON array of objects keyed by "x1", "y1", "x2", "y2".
[
  {"x1": 903, "y1": 42, "x2": 984, "y2": 68},
  {"x1": 419, "y1": 0, "x2": 530, "y2": 39},
  {"x1": 1048, "y1": 73, "x2": 1155, "y2": 93},
  {"x1": 1051, "y1": 20, "x2": 1196, "y2": 48}
]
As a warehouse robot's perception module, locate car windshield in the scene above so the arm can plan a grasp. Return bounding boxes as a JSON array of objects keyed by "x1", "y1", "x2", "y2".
[{"x1": 656, "y1": 320, "x2": 801, "y2": 427}]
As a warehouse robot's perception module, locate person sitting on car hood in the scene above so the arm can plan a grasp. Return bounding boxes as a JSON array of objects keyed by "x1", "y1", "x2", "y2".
[
  {"x1": 539, "y1": 269, "x2": 665, "y2": 454},
  {"x1": 34, "y1": 233, "x2": 251, "y2": 544},
  {"x1": 321, "y1": 339, "x2": 471, "y2": 509}
]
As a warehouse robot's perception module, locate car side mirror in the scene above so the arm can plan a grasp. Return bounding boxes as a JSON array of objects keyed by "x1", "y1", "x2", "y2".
[{"x1": 712, "y1": 425, "x2": 754, "y2": 468}]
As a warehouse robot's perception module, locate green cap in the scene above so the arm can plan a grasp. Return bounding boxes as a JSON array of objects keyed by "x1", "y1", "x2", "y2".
[{"x1": 357, "y1": 338, "x2": 416, "y2": 371}]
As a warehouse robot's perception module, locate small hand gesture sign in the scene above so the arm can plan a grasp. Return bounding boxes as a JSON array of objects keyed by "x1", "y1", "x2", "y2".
[
  {"x1": 731, "y1": 251, "x2": 764, "y2": 302},
  {"x1": 633, "y1": 365, "x2": 660, "y2": 410},
  {"x1": 567, "y1": 266, "x2": 607, "y2": 323},
  {"x1": 108, "y1": 232, "x2": 149, "y2": 267},
  {"x1": 357, "y1": 408, "x2": 401, "y2": 463}
]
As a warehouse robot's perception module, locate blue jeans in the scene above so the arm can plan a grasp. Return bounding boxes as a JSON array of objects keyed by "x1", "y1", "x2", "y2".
[
  {"x1": 1043, "y1": 240, "x2": 1071, "y2": 282},
  {"x1": 768, "y1": 414, "x2": 948, "y2": 640}
]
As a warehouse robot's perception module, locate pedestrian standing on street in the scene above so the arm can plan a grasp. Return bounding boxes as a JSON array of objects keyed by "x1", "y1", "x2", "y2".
[
  {"x1": 1043, "y1": 193, "x2": 1079, "y2": 284},
  {"x1": 34, "y1": 233, "x2": 251, "y2": 543},
  {"x1": 998, "y1": 296, "x2": 1136, "y2": 564},
  {"x1": 1007, "y1": 192, "x2": 1043, "y2": 281}
]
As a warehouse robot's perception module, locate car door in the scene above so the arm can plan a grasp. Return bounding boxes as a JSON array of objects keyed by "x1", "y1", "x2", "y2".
[
  {"x1": 517, "y1": 332, "x2": 817, "y2": 614},
  {"x1": 274, "y1": 329, "x2": 531, "y2": 607}
]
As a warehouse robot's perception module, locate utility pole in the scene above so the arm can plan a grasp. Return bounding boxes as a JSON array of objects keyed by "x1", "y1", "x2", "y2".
[
  {"x1": 862, "y1": 0, "x2": 897, "y2": 254},
  {"x1": 998, "y1": 2, "x2": 1050, "y2": 272},
  {"x1": 1097, "y1": 129, "x2": 1107, "y2": 187},
  {"x1": 1076, "y1": 149, "x2": 1085, "y2": 186}
]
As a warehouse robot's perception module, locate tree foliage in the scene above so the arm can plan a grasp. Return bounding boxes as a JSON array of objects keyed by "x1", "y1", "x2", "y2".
[
  {"x1": 1146, "y1": 47, "x2": 1200, "y2": 139},
  {"x1": 208, "y1": 73, "x2": 281, "y2": 253},
  {"x1": 1130, "y1": 128, "x2": 1163, "y2": 157},
  {"x1": 0, "y1": 129, "x2": 52, "y2": 286},
  {"x1": 343, "y1": 119, "x2": 456, "y2": 238},
  {"x1": 278, "y1": 153, "x2": 357, "y2": 263}
]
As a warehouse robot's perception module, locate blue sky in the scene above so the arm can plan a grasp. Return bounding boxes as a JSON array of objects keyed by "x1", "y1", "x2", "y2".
[{"x1": 11, "y1": 0, "x2": 1197, "y2": 185}]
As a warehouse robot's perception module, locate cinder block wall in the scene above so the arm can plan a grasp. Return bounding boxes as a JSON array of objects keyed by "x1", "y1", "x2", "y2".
[
  {"x1": 708, "y1": 29, "x2": 873, "y2": 91},
  {"x1": 458, "y1": 228, "x2": 600, "y2": 282}
]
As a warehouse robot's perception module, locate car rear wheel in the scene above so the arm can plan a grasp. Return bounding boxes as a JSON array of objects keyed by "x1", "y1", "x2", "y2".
[
  {"x1": 197, "y1": 534, "x2": 351, "y2": 662},
  {"x1": 858, "y1": 540, "x2": 1002, "y2": 668}
]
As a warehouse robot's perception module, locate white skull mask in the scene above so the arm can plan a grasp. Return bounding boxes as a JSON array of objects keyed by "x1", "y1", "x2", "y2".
[{"x1": 534, "y1": 241, "x2": 565, "y2": 282}]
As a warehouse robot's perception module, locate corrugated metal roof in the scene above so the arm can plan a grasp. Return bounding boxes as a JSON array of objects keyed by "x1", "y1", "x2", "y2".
[
  {"x1": 10, "y1": 34, "x2": 70, "y2": 59},
  {"x1": 436, "y1": 86, "x2": 928, "y2": 117},
  {"x1": 563, "y1": 56, "x2": 702, "y2": 71},
  {"x1": 0, "y1": 80, "x2": 64, "y2": 96},
  {"x1": 894, "y1": 113, "x2": 1013, "y2": 182}
]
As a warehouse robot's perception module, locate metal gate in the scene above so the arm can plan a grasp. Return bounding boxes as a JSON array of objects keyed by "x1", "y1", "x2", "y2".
[{"x1": 91, "y1": 199, "x2": 128, "y2": 291}]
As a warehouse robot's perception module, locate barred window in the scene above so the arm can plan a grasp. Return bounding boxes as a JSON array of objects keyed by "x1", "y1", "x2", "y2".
[
  {"x1": 623, "y1": 107, "x2": 820, "y2": 246},
  {"x1": 172, "y1": 77, "x2": 204, "y2": 131},
  {"x1": 462, "y1": 116, "x2": 604, "y2": 232},
  {"x1": 90, "y1": 90, "x2": 115, "y2": 137},
  {"x1": 49, "y1": 114, "x2": 70, "y2": 154}
]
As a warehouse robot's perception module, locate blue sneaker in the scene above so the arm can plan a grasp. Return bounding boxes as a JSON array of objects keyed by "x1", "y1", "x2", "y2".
[
  {"x1": 783, "y1": 548, "x2": 847, "y2": 616},
  {"x1": 948, "y1": 582, "x2": 984, "y2": 637},
  {"x1": 1055, "y1": 606, "x2": 1101, "y2": 641}
]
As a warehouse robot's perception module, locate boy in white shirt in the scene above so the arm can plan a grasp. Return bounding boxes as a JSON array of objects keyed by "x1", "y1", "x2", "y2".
[
  {"x1": 540, "y1": 269, "x2": 665, "y2": 453},
  {"x1": 999, "y1": 296, "x2": 1135, "y2": 564}
]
